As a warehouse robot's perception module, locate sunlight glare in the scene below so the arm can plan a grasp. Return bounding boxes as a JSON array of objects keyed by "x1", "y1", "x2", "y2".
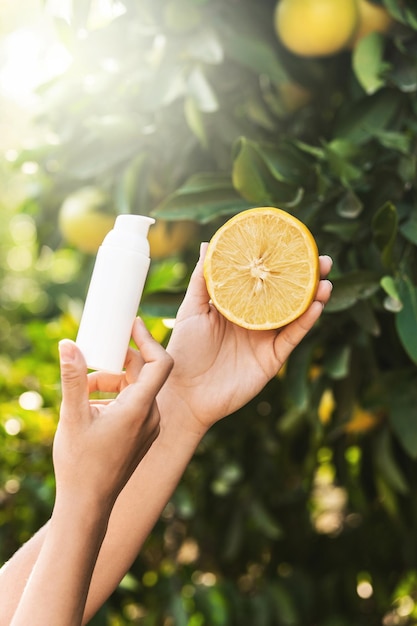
[{"x1": 0, "y1": 26, "x2": 72, "y2": 105}]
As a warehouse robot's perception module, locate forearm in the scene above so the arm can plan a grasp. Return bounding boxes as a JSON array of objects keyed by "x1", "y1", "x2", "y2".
[
  {"x1": 0, "y1": 391, "x2": 206, "y2": 626},
  {"x1": 83, "y1": 392, "x2": 205, "y2": 622},
  {"x1": 9, "y1": 498, "x2": 110, "y2": 626}
]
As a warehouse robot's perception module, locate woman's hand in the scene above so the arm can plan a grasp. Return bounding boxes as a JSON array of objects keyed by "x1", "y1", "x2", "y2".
[
  {"x1": 54, "y1": 316, "x2": 173, "y2": 511},
  {"x1": 161, "y1": 244, "x2": 333, "y2": 432},
  {"x1": 9, "y1": 318, "x2": 173, "y2": 626}
]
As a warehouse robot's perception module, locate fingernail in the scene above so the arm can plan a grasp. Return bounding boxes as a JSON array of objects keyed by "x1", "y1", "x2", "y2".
[
  {"x1": 58, "y1": 339, "x2": 76, "y2": 363},
  {"x1": 136, "y1": 316, "x2": 149, "y2": 332},
  {"x1": 199, "y1": 242, "x2": 208, "y2": 258}
]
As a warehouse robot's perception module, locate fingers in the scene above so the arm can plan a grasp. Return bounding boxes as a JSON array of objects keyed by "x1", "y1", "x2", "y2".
[
  {"x1": 113, "y1": 318, "x2": 173, "y2": 416},
  {"x1": 87, "y1": 318, "x2": 156, "y2": 395},
  {"x1": 316, "y1": 254, "x2": 333, "y2": 304},
  {"x1": 315, "y1": 279, "x2": 333, "y2": 305},
  {"x1": 87, "y1": 346, "x2": 144, "y2": 395},
  {"x1": 319, "y1": 255, "x2": 332, "y2": 279},
  {"x1": 274, "y1": 276, "x2": 333, "y2": 363},
  {"x1": 87, "y1": 370, "x2": 124, "y2": 395},
  {"x1": 58, "y1": 340, "x2": 90, "y2": 422},
  {"x1": 176, "y1": 242, "x2": 211, "y2": 321}
]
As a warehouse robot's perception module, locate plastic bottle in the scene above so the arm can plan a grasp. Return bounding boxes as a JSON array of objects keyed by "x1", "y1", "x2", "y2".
[{"x1": 76, "y1": 214, "x2": 155, "y2": 373}]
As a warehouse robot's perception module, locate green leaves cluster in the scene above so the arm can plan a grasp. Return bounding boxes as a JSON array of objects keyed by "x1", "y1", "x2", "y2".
[{"x1": 2, "y1": 0, "x2": 417, "y2": 624}]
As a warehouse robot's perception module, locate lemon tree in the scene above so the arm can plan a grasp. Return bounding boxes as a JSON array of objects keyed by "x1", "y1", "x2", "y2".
[{"x1": 3, "y1": 1, "x2": 417, "y2": 625}]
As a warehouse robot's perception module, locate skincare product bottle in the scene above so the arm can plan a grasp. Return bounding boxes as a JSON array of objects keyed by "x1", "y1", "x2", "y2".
[{"x1": 76, "y1": 214, "x2": 155, "y2": 373}]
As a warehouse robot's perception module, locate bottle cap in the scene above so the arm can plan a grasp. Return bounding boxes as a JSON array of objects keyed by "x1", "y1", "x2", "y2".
[{"x1": 102, "y1": 214, "x2": 155, "y2": 255}]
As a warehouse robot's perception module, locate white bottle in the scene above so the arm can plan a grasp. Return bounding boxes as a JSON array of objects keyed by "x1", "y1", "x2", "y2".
[{"x1": 76, "y1": 214, "x2": 155, "y2": 373}]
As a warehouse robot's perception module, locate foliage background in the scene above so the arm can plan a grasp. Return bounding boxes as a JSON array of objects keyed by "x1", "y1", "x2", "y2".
[{"x1": 1, "y1": 0, "x2": 417, "y2": 624}]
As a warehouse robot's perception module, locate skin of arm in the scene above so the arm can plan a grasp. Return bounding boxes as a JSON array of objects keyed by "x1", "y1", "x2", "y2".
[
  {"x1": 0, "y1": 245, "x2": 333, "y2": 625},
  {"x1": 8, "y1": 319, "x2": 173, "y2": 626}
]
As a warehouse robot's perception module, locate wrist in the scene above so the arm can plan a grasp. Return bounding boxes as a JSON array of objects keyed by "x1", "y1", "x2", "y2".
[
  {"x1": 52, "y1": 490, "x2": 113, "y2": 539},
  {"x1": 157, "y1": 382, "x2": 209, "y2": 442}
]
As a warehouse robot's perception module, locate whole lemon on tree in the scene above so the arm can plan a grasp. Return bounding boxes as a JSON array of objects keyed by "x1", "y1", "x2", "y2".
[
  {"x1": 274, "y1": 0, "x2": 359, "y2": 57},
  {"x1": 350, "y1": 0, "x2": 392, "y2": 46},
  {"x1": 147, "y1": 219, "x2": 198, "y2": 259},
  {"x1": 59, "y1": 186, "x2": 116, "y2": 255}
]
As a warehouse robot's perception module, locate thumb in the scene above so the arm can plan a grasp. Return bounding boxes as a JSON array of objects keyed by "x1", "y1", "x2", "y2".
[
  {"x1": 176, "y1": 242, "x2": 211, "y2": 321},
  {"x1": 58, "y1": 339, "x2": 90, "y2": 421}
]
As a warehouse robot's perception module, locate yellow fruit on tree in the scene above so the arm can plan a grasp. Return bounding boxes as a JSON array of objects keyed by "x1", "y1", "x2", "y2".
[
  {"x1": 344, "y1": 405, "x2": 381, "y2": 434},
  {"x1": 203, "y1": 207, "x2": 319, "y2": 330},
  {"x1": 318, "y1": 389, "x2": 336, "y2": 424},
  {"x1": 148, "y1": 219, "x2": 198, "y2": 259},
  {"x1": 59, "y1": 186, "x2": 116, "y2": 255},
  {"x1": 351, "y1": 0, "x2": 392, "y2": 46},
  {"x1": 274, "y1": 0, "x2": 359, "y2": 57}
]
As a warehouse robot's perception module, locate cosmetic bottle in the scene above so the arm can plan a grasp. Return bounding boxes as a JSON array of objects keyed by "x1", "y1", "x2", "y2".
[{"x1": 76, "y1": 214, "x2": 155, "y2": 373}]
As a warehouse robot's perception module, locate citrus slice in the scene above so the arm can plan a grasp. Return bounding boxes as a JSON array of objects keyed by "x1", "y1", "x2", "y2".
[{"x1": 203, "y1": 207, "x2": 319, "y2": 330}]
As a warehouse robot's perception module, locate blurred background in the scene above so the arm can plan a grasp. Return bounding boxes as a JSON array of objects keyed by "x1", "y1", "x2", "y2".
[{"x1": 1, "y1": 0, "x2": 417, "y2": 624}]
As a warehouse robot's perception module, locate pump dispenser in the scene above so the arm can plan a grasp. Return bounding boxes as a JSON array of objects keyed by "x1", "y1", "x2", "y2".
[{"x1": 76, "y1": 214, "x2": 155, "y2": 373}]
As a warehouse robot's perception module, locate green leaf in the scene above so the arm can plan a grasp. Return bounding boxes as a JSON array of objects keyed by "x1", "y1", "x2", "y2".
[
  {"x1": 52, "y1": 17, "x2": 75, "y2": 50},
  {"x1": 353, "y1": 32, "x2": 387, "y2": 95},
  {"x1": 323, "y1": 344, "x2": 351, "y2": 380},
  {"x1": 116, "y1": 152, "x2": 149, "y2": 214},
  {"x1": 216, "y1": 23, "x2": 288, "y2": 84},
  {"x1": 232, "y1": 139, "x2": 274, "y2": 204},
  {"x1": 249, "y1": 593, "x2": 272, "y2": 626},
  {"x1": 351, "y1": 300, "x2": 381, "y2": 336},
  {"x1": 249, "y1": 499, "x2": 284, "y2": 540},
  {"x1": 388, "y1": 55, "x2": 417, "y2": 93},
  {"x1": 259, "y1": 142, "x2": 313, "y2": 186},
  {"x1": 184, "y1": 96, "x2": 209, "y2": 146},
  {"x1": 398, "y1": 155, "x2": 417, "y2": 184},
  {"x1": 382, "y1": 0, "x2": 417, "y2": 29},
  {"x1": 325, "y1": 271, "x2": 381, "y2": 313},
  {"x1": 141, "y1": 292, "x2": 184, "y2": 318},
  {"x1": 172, "y1": 484, "x2": 196, "y2": 519},
  {"x1": 140, "y1": 63, "x2": 186, "y2": 111},
  {"x1": 336, "y1": 189, "x2": 363, "y2": 218},
  {"x1": 395, "y1": 275, "x2": 417, "y2": 364},
  {"x1": 232, "y1": 138, "x2": 306, "y2": 205},
  {"x1": 371, "y1": 202, "x2": 398, "y2": 268},
  {"x1": 187, "y1": 66, "x2": 218, "y2": 112},
  {"x1": 374, "y1": 429, "x2": 409, "y2": 494},
  {"x1": 168, "y1": 595, "x2": 188, "y2": 626},
  {"x1": 267, "y1": 582, "x2": 299, "y2": 625},
  {"x1": 322, "y1": 221, "x2": 360, "y2": 242},
  {"x1": 334, "y1": 89, "x2": 403, "y2": 145},
  {"x1": 380, "y1": 275, "x2": 402, "y2": 303},
  {"x1": 185, "y1": 28, "x2": 224, "y2": 64},
  {"x1": 285, "y1": 338, "x2": 316, "y2": 410},
  {"x1": 324, "y1": 140, "x2": 362, "y2": 185},
  {"x1": 399, "y1": 211, "x2": 417, "y2": 245},
  {"x1": 388, "y1": 376, "x2": 417, "y2": 459},
  {"x1": 152, "y1": 173, "x2": 252, "y2": 223},
  {"x1": 205, "y1": 587, "x2": 230, "y2": 626},
  {"x1": 144, "y1": 259, "x2": 186, "y2": 295},
  {"x1": 375, "y1": 474, "x2": 400, "y2": 517},
  {"x1": 374, "y1": 129, "x2": 411, "y2": 153}
]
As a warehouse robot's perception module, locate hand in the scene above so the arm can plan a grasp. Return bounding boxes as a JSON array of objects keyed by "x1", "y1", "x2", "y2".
[
  {"x1": 54, "y1": 317, "x2": 173, "y2": 510},
  {"x1": 163, "y1": 243, "x2": 333, "y2": 431}
]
